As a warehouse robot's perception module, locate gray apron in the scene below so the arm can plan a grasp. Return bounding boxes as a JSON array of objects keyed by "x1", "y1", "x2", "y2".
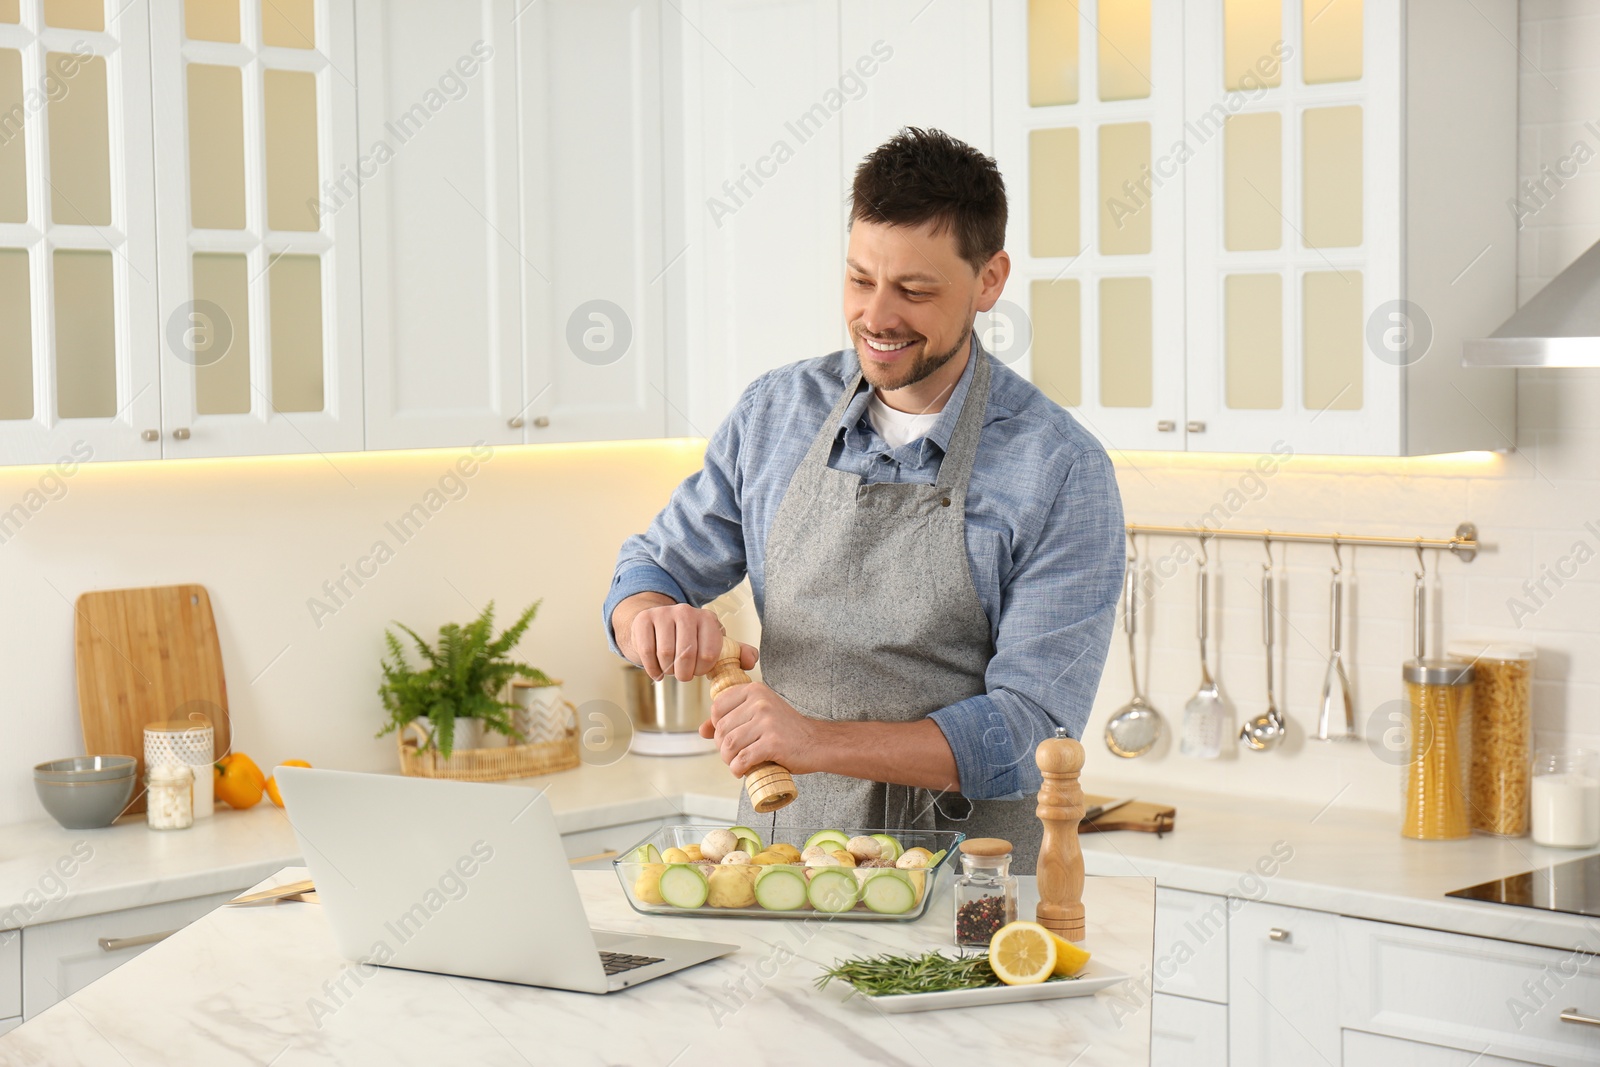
[{"x1": 735, "y1": 350, "x2": 1042, "y2": 873}]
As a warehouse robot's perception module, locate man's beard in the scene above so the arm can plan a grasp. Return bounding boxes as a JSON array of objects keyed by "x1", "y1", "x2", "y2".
[{"x1": 856, "y1": 321, "x2": 972, "y2": 395}]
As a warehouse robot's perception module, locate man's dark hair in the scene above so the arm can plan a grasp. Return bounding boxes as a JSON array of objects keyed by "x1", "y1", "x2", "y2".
[{"x1": 849, "y1": 127, "x2": 1008, "y2": 275}]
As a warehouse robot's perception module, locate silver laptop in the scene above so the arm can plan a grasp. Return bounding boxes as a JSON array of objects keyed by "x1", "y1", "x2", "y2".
[{"x1": 274, "y1": 766, "x2": 736, "y2": 993}]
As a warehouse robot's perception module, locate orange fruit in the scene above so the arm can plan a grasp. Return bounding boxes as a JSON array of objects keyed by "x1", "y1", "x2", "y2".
[
  {"x1": 214, "y1": 753, "x2": 266, "y2": 809},
  {"x1": 264, "y1": 760, "x2": 311, "y2": 807}
]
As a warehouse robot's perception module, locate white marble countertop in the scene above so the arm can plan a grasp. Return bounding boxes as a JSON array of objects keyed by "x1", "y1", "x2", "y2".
[
  {"x1": 0, "y1": 867, "x2": 1156, "y2": 1067},
  {"x1": 8, "y1": 752, "x2": 1599, "y2": 953},
  {"x1": 0, "y1": 754, "x2": 738, "y2": 929},
  {"x1": 1074, "y1": 779, "x2": 1600, "y2": 952}
]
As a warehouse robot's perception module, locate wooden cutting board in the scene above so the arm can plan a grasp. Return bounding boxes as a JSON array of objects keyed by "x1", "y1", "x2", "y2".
[
  {"x1": 1081, "y1": 793, "x2": 1177, "y2": 836},
  {"x1": 74, "y1": 585, "x2": 231, "y2": 813}
]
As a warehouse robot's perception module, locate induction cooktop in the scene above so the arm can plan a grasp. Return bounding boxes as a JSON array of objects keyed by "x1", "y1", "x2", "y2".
[{"x1": 1447, "y1": 854, "x2": 1600, "y2": 918}]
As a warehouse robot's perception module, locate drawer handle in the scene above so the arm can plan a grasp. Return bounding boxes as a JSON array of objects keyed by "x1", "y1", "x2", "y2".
[
  {"x1": 568, "y1": 849, "x2": 619, "y2": 866},
  {"x1": 1561, "y1": 1008, "x2": 1600, "y2": 1028},
  {"x1": 98, "y1": 929, "x2": 178, "y2": 953},
  {"x1": 1268, "y1": 928, "x2": 1292, "y2": 943}
]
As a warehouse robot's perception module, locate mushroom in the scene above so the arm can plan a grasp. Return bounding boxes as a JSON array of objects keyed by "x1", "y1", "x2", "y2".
[
  {"x1": 845, "y1": 836, "x2": 881, "y2": 862},
  {"x1": 802, "y1": 847, "x2": 841, "y2": 866},
  {"x1": 701, "y1": 828, "x2": 739, "y2": 863},
  {"x1": 895, "y1": 850, "x2": 931, "y2": 870},
  {"x1": 719, "y1": 850, "x2": 752, "y2": 865}
]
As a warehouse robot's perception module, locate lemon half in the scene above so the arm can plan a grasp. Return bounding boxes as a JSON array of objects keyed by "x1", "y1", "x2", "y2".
[{"x1": 988, "y1": 921, "x2": 1058, "y2": 985}]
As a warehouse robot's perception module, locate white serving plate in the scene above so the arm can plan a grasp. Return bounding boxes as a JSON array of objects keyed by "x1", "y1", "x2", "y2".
[{"x1": 841, "y1": 958, "x2": 1130, "y2": 1014}]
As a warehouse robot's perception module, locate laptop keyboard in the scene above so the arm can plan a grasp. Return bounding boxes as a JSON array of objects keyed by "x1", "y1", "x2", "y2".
[{"x1": 600, "y1": 951, "x2": 664, "y2": 976}]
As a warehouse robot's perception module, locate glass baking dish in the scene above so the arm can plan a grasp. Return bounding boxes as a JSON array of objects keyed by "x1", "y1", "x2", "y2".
[{"x1": 613, "y1": 824, "x2": 964, "y2": 922}]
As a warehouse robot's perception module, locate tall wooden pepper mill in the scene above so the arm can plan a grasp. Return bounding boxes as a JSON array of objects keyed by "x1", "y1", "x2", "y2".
[
  {"x1": 1035, "y1": 726, "x2": 1086, "y2": 942},
  {"x1": 705, "y1": 637, "x2": 797, "y2": 813}
]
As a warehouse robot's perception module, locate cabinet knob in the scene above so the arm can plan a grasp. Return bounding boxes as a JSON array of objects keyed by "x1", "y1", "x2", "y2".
[
  {"x1": 141, "y1": 429, "x2": 159, "y2": 442},
  {"x1": 1186, "y1": 421, "x2": 1206, "y2": 433},
  {"x1": 1268, "y1": 927, "x2": 1291, "y2": 942},
  {"x1": 532, "y1": 416, "x2": 550, "y2": 429},
  {"x1": 1561, "y1": 1008, "x2": 1600, "y2": 1028},
  {"x1": 1156, "y1": 420, "x2": 1176, "y2": 432},
  {"x1": 171, "y1": 428, "x2": 191, "y2": 441},
  {"x1": 508, "y1": 416, "x2": 525, "y2": 429}
]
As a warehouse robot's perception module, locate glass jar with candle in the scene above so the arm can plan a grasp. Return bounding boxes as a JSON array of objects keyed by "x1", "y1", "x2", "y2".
[
  {"x1": 1531, "y1": 749, "x2": 1600, "y2": 849},
  {"x1": 146, "y1": 764, "x2": 194, "y2": 831},
  {"x1": 952, "y1": 838, "x2": 1018, "y2": 947}
]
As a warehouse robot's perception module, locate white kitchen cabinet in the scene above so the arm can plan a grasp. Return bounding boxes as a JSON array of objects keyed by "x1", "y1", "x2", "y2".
[
  {"x1": 1152, "y1": 993, "x2": 1228, "y2": 1067},
  {"x1": 1227, "y1": 899, "x2": 1341, "y2": 1067},
  {"x1": 667, "y1": 0, "x2": 847, "y2": 438},
  {"x1": 517, "y1": 0, "x2": 668, "y2": 444},
  {"x1": 993, "y1": 0, "x2": 1518, "y2": 457},
  {"x1": 0, "y1": 0, "x2": 161, "y2": 465},
  {"x1": 0, "y1": 925, "x2": 19, "y2": 1018},
  {"x1": 0, "y1": 1016, "x2": 19, "y2": 1037},
  {"x1": 1340, "y1": 917, "x2": 1600, "y2": 1067},
  {"x1": 149, "y1": 0, "x2": 365, "y2": 459},
  {"x1": 1152, "y1": 886, "x2": 1228, "y2": 1004},
  {"x1": 21, "y1": 889, "x2": 236, "y2": 1019},
  {"x1": 355, "y1": 0, "x2": 524, "y2": 452},
  {"x1": 1344, "y1": 1030, "x2": 1540, "y2": 1067}
]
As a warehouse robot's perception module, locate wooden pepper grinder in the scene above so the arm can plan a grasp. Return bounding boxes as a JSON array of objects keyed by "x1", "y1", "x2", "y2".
[
  {"x1": 1034, "y1": 726, "x2": 1086, "y2": 942},
  {"x1": 705, "y1": 637, "x2": 797, "y2": 813}
]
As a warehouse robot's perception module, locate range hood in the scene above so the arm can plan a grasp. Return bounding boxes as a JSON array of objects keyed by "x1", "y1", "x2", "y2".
[{"x1": 1464, "y1": 239, "x2": 1600, "y2": 367}]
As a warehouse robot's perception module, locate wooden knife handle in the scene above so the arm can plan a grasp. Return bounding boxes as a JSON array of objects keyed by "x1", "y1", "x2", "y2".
[{"x1": 706, "y1": 637, "x2": 797, "y2": 813}]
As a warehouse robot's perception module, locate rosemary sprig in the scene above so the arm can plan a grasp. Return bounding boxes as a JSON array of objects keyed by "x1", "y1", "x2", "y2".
[{"x1": 815, "y1": 951, "x2": 1078, "y2": 997}]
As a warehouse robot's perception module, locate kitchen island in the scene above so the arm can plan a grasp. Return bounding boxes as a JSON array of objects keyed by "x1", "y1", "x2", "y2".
[{"x1": 0, "y1": 867, "x2": 1156, "y2": 1066}]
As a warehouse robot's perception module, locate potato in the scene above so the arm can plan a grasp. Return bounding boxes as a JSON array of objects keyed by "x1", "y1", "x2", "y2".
[
  {"x1": 682, "y1": 844, "x2": 703, "y2": 861},
  {"x1": 706, "y1": 865, "x2": 758, "y2": 908},
  {"x1": 633, "y1": 863, "x2": 667, "y2": 905},
  {"x1": 661, "y1": 847, "x2": 691, "y2": 864}
]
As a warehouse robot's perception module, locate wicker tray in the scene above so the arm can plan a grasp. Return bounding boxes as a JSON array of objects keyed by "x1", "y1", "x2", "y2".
[{"x1": 395, "y1": 719, "x2": 578, "y2": 781}]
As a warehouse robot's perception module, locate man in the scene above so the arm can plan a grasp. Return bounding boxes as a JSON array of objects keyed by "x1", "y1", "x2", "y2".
[{"x1": 603, "y1": 128, "x2": 1124, "y2": 872}]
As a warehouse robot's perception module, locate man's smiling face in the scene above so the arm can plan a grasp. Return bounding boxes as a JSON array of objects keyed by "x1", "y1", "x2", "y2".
[{"x1": 844, "y1": 218, "x2": 1003, "y2": 399}]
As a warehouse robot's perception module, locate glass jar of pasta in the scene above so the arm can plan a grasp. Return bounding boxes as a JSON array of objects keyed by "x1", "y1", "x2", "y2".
[
  {"x1": 1448, "y1": 641, "x2": 1535, "y2": 837},
  {"x1": 1400, "y1": 659, "x2": 1474, "y2": 840}
]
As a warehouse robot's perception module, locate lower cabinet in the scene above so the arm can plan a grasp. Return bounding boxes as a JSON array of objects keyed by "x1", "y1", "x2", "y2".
[
  {"x1": 1228, "y1": 899, "x2": 1343, "y2": 1067},
  {"x1": 21, "y1": 891, "x2": 237, "y2": 1020},
  {"x1": 1344, "y1": 1030, "x2": 1540, "y2": 1066},
  {"x1": 1152, "y1": 993, "x2": 1228, "y2": 1067},
  {"x1": 1339, "y1": 918, "x2": 1600, "y2": 1067},
  {"x1": 0, "y1": 1016, "x2": 19, "y2": 1037}
]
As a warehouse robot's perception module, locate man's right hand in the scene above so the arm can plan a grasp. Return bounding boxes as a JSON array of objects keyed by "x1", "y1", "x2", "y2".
[{"x1": 611, "y1": 592, "x2": 759, "y2": 682}]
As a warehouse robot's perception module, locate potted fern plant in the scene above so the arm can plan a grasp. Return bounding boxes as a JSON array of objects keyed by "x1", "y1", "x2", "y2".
[{"x1": 377, "y1": 600, "x2": 553, "y2": 759}]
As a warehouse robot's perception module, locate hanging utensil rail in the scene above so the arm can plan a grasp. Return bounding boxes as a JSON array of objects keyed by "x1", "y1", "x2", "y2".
[{"x1": 1123, "y1": 522, "x2": 1479, "y2": 562}]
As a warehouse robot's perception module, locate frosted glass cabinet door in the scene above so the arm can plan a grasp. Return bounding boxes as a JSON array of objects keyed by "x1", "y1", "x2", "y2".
[
  {"x1": 0, "y1": 4, "x2": 160, "y2": 465},
  {"x1": 1183, "y1": 0, "x2": 1402, "y2": 456},
  {"x1": 149, "y1": 0, "x2": 364, "y2": 459},
  {"x1": 992, "y1": 0, "x2": 1187, "y2": 453},
  {"x1": 356, "y1": 0, "x2": 524, "y2": 452}
]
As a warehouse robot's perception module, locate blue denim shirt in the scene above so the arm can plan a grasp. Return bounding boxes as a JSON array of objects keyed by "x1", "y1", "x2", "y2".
[{"x1": 602, "y1": 339, "x2": 1126, "y2": 800}]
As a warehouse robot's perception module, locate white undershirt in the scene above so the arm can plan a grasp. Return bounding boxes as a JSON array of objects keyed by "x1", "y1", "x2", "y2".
[{"x1": 867, "y1": 391, "x2": 941, "y2": 451}]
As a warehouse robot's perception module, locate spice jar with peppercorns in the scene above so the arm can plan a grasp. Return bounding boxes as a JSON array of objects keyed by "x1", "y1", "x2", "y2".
[{"x1": 952, "y1": 837, "x2": 1018, "y2": 947}]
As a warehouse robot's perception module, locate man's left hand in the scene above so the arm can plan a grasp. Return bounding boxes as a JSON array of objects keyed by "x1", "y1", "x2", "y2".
[{"x1": 701, "y1": 682, "x2": 828, "y2": 777}]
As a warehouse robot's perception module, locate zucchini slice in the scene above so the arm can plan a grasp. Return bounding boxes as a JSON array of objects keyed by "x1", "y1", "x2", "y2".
[
  {"x1": 803, "y1": 829, "x2": 850, "y2": 852},
  {"x1": 860, "y1": 870, "x2": 917, "y2": 915},
  {"x1": 869, "y1": 833, "x2": 903, "y2": 863},
  {"x1": 807, "y1": 868, "x2": 859, "y2": 913},
  {"x1": 754, "y1": 865, "x2": 809, "y2": 911},
  {"x1": 728, "y1": 825, "x2": 762, "y2": 848},
  {"x1": 631, "y1": 843, "x2": 663, "y2": 864},
  {"x1": 658, "y1": 863, "x2": 709, "y2": 909}
]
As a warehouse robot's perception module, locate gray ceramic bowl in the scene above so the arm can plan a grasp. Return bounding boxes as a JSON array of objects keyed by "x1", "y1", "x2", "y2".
[
  {"x1": 34, "y1": 755, "x2": 138, "y2": 783},
  {"x1": 34, "y1": 773, "x2": 136, "y2": 829}
]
